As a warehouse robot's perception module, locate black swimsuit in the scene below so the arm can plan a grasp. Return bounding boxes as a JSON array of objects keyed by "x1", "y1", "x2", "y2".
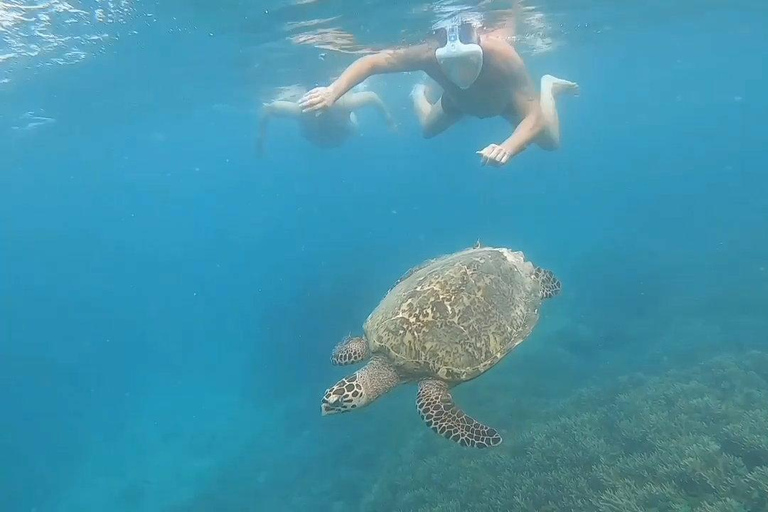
[{"x1": 439, "y1": 94, "x2": 461, "y2": 117}]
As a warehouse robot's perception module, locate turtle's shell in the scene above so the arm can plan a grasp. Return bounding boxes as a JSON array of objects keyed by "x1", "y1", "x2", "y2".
[{"x1": 364, "y1": 247, "x2": 543, "y2": 382}]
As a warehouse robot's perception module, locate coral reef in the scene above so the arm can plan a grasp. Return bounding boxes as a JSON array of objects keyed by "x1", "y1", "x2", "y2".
[{"x1": 362, "y1": 351, "x2": 768, "y2": 512}]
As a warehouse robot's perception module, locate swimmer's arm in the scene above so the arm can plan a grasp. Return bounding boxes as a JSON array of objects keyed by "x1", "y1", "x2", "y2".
[
  {"x1": 499, "y1": 99, "x2": 542, "y2": 159},
  {"x1": 499, "y1": 49, "x2": 544, "y2": 158},
  {"x1": 342, "y1": 92, "x2": 396, "y2": 127},
  {"x1": 257, "y1": 101, "x2": 301, "y2": 154},
  {"x1": 328, "y1": 46, "x2": 430, "y2": 103}
]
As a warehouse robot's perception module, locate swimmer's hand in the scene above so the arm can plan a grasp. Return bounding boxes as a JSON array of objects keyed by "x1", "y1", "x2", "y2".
[
  {"x1": 299, "y1": 87, "x2": 336, "y2": 113},
  {"x1": 477, "y1": 144, "x2": 512, "y2": 167}
]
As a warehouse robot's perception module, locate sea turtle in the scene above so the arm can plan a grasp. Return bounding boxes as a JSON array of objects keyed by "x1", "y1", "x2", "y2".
[{"x1": 321, "y1": 244, "x2": 561, "y2": 448}]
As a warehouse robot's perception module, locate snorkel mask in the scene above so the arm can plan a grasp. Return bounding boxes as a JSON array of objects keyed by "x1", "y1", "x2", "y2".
[{"x1": 434, "y1": 20, "x2": 483, "y2": 89}]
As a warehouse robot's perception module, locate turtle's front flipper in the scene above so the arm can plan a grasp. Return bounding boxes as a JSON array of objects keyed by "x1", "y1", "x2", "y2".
[
  {"x1": 416, "y1": 380, "x2": 502, "y2": 448},
  {"x1": 533, "y1": 266, "x2": 561, "y2": 299},
  {"x1": 330, "y1": 335, "x2": 369, "y2": 365}
]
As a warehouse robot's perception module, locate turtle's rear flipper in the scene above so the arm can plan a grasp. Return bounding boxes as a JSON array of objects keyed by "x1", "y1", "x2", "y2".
[
  {"x1": 330, "y1": 336, "x2": 369, "y2": 365},
  {"x1": 533, "y1": 266, "x2": 561, "y2": 299},
  {"x1": 416, "y1": 379, "x2": 502, "y2": 448}
]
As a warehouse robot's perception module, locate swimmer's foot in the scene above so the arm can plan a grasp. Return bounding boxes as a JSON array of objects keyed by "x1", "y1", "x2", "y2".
[{"x1": 542, "y1": 75, "x2": 580, "y2": 97}]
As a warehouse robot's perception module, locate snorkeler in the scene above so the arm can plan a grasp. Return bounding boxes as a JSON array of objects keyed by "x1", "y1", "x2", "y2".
[
  {"x1": 257, "y1": 88, "x2": 396, "y2": 154},
  {"x1": 298, "y1": 17, "x2": 578, "y2": 167}
]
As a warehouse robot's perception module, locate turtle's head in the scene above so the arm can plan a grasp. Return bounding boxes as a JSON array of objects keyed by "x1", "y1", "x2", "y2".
[
  {"x1": 321, "y1": 358, "x2": 401, "y2": 416},
  {"x1": 321, "y1": 373, "x2": 367, "y2": 415}
]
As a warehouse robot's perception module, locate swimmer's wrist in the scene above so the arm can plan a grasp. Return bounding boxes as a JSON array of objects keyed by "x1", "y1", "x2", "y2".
[
  {"x1": 329, "y1": 83, "x2": 343, "y2": 103},
  {"x1": 500, "y1": 141, "x2": 516, "y2": 152},
  {"x1": 501, "y1": 140, "x2": 526, "y2": 158}
]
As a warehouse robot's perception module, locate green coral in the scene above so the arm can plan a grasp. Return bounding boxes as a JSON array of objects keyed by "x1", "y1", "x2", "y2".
[{"x1": 363, "y1": 351, "x2": 768, "y2": 512}]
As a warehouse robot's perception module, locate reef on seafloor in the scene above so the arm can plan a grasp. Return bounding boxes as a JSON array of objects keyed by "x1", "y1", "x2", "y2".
[{"x1": 361, "y1": 350, "x2": 768, "y2": 512}]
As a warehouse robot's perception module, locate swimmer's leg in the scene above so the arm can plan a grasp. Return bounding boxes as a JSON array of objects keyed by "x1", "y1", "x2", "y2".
[
  {"x1": 411, "y1": 85, "x2": 461, "y2": 139},
  {"x1": 537, "y1": 75, "x2": 579, "y2": 150},
  {"x1": 338, "y1": 91, "x2": 381, "y2": 111},
  {"x1": 258, "y1": 101, "x2": 303, "y2": 155},
  {"x1": 263, "y1": 100, "x2": 302, "y2": 118},
  {"x1": 423, "y1": 79, "x2": 443, "y2": 105},
  {"x1": 339, "y1": 92, "x2": 395, "y2": 129}
]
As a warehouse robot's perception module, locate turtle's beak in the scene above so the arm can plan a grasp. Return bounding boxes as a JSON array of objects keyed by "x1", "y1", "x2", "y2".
[{"x1": 321, "y1": 393, "x2": 341, "y2": 416}]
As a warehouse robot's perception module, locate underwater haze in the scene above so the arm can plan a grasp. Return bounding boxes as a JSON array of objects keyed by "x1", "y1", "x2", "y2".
[{"x1": 1, "y1": 0, "x2": 767, "y2": 511}]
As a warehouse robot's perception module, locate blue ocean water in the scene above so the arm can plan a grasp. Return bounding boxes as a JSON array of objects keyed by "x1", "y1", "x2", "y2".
[{"x1": 1, "y1": 1, "x2": 767, "y2": 511}]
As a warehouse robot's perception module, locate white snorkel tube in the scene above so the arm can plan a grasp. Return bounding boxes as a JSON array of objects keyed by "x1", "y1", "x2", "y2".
[{"x1": 435, "y1": 20, "x2": 483, "y2": 89}]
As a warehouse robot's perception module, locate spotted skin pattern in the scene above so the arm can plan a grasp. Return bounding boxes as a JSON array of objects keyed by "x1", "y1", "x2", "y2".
[
  {"x1": 417, "y1": 379, "x2": 502, "y2": 448},
  {"x1": 321, "y1": 357, "x2": 399, "y2": 415},
  {"x1": 321, "y1": 373, "x2": 364, "y2": 414},
  {"x1": 331, "y1": 336, "x2": 368, "y2": 365},
  {"x1": 321, "y1": 246, "x2": 561, "y2": 448}
]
